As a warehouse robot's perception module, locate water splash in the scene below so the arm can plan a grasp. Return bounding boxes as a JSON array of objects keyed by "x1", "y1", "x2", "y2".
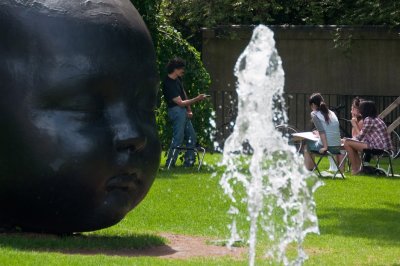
[{"x1": 220, "y1": 25, "x2": 321, "y2": 266}]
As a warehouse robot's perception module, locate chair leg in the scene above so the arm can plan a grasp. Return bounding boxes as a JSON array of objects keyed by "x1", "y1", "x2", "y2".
[
  {"x1": 197, "y1": 147, "x2": 206, "y2": 171},
  {"x1": 386, "y1": 151, "x2": 394, "y2": 177},
  {"x1": 167, "y1": 148, "x2": 177, "y2": 170},
  {"x1": 312, "y1": 155, "x2": 324, "y2": 178},
  {"x1": 166, "y1": 146, "x2": 206, "y2": 171},
  {"x1": 389, "y1": 158, "x2": 394, "y2": 177},
  {"x1": 330, "y1": 152, "x2": 346, "y2": 179}
]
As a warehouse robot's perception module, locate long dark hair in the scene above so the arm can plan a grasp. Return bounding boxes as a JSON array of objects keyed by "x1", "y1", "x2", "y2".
[
  {"x1": 359, "y1": 100, "x2": 378, "y2": 119},
  {"x1": 309, "y1": 93, "x2": 330, "y2": 123}
]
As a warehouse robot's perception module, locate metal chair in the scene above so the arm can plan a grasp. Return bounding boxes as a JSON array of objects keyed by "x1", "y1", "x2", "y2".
[
  {"x1": 166, "y1": 146, "x2": 206, "y2": 171},
  {"x1": 361, "y1": 149, "x2": 394, "y2": 177},
  {"x1": 311, "y1": 149, "x2": 347, "y2": 179}
]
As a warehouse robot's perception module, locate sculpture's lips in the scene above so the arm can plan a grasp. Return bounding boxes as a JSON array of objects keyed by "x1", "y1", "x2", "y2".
[{"x1": 106, "y1": 173, "x2": 140, "y2": 191}]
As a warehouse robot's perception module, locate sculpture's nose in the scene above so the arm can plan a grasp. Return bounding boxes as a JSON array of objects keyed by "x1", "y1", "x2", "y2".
[
  {"x1": 106, "y1": 102, "x2": 146, "y2": 153},
  {"x1": 115, "y1": 137, "x2": 147, "y2": 152}
]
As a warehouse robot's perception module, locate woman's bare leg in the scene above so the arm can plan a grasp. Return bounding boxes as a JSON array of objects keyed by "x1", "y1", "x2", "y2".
[
  {"x1": 304, "y1": 150, "x2": 315, "y2": 171},
  {"x1": 343, "y1": 140, "x2": 368, "y2": 174}
]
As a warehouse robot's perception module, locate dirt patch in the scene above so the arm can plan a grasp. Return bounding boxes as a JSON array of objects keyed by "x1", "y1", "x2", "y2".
[
  {"x1": 157, "y1": 233, "x2": 246, "y2": 259},
  {"x1": 66, "y1": 233, "x2": 247, "y2": 259}
]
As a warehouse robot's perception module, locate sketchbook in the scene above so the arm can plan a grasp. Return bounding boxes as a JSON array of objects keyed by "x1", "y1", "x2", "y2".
[{"x1": 292, "y1": 132, "x2": 319, "y2": 142}]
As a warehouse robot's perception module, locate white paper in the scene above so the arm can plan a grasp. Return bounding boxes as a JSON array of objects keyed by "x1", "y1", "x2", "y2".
[{"x1": 292, "y1": 132, "x2": 319, "y2": 142}]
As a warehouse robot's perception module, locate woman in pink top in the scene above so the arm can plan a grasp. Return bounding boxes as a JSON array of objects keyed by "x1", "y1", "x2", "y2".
[{"x1": 343, "y1": 101, "x2": 392, "y2": 174}]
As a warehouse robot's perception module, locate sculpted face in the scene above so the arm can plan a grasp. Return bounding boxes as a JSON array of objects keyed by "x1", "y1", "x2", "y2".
[{"x1": 0, "y1": 1, "x2": 160, "y2": 233}]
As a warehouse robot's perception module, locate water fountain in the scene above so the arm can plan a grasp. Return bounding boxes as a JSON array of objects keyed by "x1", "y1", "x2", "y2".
[{"x1": 220, "y1": 25, "x2": 322, "y2": 266}]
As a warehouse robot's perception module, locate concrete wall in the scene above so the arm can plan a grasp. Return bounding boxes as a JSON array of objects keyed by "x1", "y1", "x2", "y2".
[{"x1": 202, "y1": 26, "x2": 400, "y2": 140}]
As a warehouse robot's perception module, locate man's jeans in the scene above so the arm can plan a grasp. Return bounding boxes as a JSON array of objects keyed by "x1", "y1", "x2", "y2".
[{"x1": 166, "y1": 106, "x2": 197, "y2": 167}]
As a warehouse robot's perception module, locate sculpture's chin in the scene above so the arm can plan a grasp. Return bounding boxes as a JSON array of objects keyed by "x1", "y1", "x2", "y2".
[
  {"x1": 60, "y1": 178, "x2": 155, "y2": 233},
  {"x1": 85, "y1": 179, "x2": 149, "y2": 230}
]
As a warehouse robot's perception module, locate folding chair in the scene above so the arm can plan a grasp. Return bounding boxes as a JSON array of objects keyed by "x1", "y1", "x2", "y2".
[
  {"x1": 361, "y1": 149, "x2": 394, "y2": 177},
  {"x1": 311, "y1": 149, "x2": 347, "y2": 179},
  {"x1": 166, "y1": 146, "x2": 206, "y2": 171}
]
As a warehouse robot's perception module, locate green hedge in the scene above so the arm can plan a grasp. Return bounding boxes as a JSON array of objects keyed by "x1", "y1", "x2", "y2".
[{"x1": 131, "y1": 0, "x2": 214, "y2": 150}]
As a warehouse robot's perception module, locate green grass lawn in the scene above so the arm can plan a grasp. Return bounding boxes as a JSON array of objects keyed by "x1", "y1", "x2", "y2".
[{"x1": 0, "y1": 153, "x2": 399, "y2": 265}]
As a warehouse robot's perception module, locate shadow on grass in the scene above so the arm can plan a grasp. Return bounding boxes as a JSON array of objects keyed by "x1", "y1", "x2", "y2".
[
  {"x1": 318, "y1": 204, "x2": 400, "y2": 245},
  {"x1": 157, "y1": 165, "x2": 215, "y2": 178},
  {"x1": 0, "y1": 232, "x2": 176, "y2": 257}
]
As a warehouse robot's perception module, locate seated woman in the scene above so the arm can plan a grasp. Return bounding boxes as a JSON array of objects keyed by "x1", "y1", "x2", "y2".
[
  {"x1": 343, "y1": 100, "x2": 392, "y2": 175},
  {"x1": 304, "y1": 93, "x2": 344, "y2": 171},
  {"x1": 350, "y1": 96, "x2": 364, "y2": 137}
]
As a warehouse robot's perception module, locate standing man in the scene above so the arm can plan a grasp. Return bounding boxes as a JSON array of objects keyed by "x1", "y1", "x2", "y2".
[{"x1": 162, "y1": 57, "x2": 206, "y2": 167}]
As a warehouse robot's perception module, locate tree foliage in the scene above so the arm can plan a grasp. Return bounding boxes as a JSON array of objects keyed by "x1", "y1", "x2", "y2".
[
  {"x1": 164, "y1": 0, "x2": 400, "y2": 44},
  {"x1": 131, "y1": 0, "x2": 214, "y2": 150},
  {"x1": 165, "y1": 0, "x2": 400, "y2": 26}
]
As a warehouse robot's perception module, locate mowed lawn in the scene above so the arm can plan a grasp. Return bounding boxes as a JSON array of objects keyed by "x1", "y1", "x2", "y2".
[{"x1": 0, "y1": 153, "x2": 399, "y2": 266}]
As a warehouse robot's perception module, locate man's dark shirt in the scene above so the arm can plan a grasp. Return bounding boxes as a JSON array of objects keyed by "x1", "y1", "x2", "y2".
[{"x1": 162, "y1": 76, "x2": 186, "y2": 108}]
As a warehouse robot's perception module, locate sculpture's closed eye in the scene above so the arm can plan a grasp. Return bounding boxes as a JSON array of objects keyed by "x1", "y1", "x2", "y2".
[{"x1": 115, "y1": 137, "x2": 147, "y2": 153}]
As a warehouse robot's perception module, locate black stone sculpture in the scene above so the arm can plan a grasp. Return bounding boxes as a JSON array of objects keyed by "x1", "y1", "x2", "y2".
[{"x1": 0, "y1": 0, "x2": 160, "y2": 233}]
